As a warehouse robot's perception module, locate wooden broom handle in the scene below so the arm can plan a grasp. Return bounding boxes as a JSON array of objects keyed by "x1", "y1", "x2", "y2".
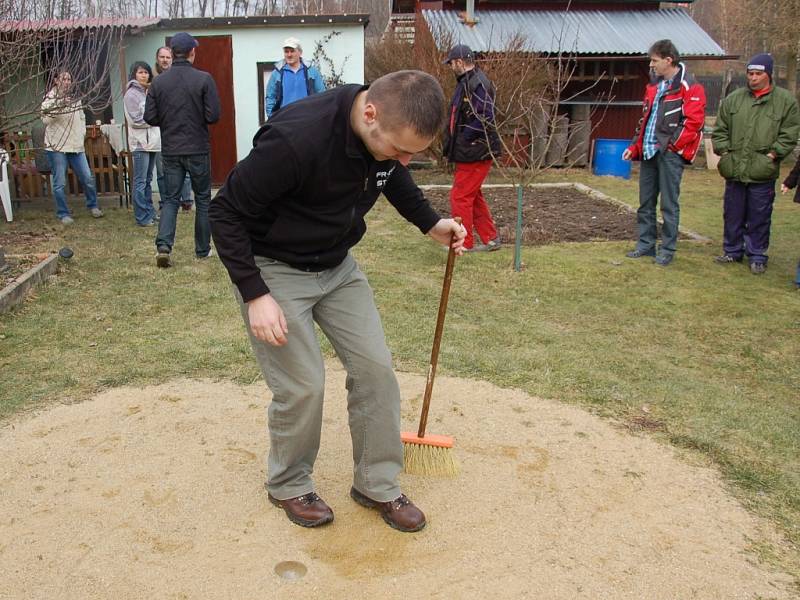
[{"x1": 417, "y1": 217, "x2": 461, "y2": 438}]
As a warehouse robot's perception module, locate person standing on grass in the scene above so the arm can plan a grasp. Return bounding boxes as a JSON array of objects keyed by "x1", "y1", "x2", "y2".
[
  {"x1": 153, "y1": 46, "x2": 193, "y2": 213},
  {"x1": 145, "y1": 32, "x2": 220, "y2": 268},
  {"x1": 622, "y1": 39, "x2": 705, "y2": 267},
  {"x1": 124, "y1": 61, "x2": 160, "y2": 227},
  {"x1": 41, "y1": 70, "x2": 104, "y2": 225},
  {"x1": 442, "y1": 44, "x2": 502, "y2": 252},
  {"x1": 779, "y1": 155, "x2": 800, "y2": 289},
  {"x1": 209, "y1": 70, "x2": 466, "y2": 533},
  {"x1": 264, "y1": 37, "x2": 325, "y2": 120},
  {"x1": 712, "y1": 53, "x2": 800, "y2": 275}
]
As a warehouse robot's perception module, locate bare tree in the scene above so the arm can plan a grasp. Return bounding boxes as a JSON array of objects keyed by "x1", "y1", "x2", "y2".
[
  {"x1": 691, "y1": 0, "x2": 800, "y2": 100},
  {"x1": 0, "y1": 20, "x2": 125, "y2": 133},
  {"x1": 484, "y1": 45, "x2": 610, "y2": 271},
  {"x1": 311, "y1": 30, "x2": 350, "y2": 87}
]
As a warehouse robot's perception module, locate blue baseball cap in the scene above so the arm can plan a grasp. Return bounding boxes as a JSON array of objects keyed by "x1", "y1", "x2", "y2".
[
  {"x1": 444, "y1": 44, "x2": 474, "y2": 64},
  {"x1": 170, "y1": 32, "x2": 199, "y2": 53}
]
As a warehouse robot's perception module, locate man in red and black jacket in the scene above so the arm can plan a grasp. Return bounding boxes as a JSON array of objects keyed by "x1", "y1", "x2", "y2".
[{"x1": 623, "y1": 39, "x2": 706, "y2": 266}]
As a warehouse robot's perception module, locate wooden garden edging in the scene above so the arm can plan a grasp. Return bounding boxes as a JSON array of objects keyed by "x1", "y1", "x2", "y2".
[{"x1": 0, "y1": 253, "x2": 58, "y2": 314}]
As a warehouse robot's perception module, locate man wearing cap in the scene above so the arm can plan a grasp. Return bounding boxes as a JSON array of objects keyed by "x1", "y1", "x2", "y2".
[
  {"x1": 712, "y1": 53, "x2": 800, "y2": 274},
  {"x1": 264, "y1": 37, "x2": 325, "y2": 120},
  {"x1": 442, "y1": 43, "x2": 502, "y2": 252},
  {"x1": 145, "y1": 32, "x2": 221, "y2": 268},
  {"x1": 623, "y1": 39, "x2": 706, "y2": 267},
  {"x1": 153, "y1": 45, "x2": 194, "y2": 213}
]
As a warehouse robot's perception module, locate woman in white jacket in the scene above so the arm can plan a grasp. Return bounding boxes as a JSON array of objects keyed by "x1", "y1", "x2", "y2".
[
  {"x1": 124, "y1": 61, "x2": 161, "y2": 226},
  {"x1": 41, "y1": 70, "x2": 103, "y2": 224}
]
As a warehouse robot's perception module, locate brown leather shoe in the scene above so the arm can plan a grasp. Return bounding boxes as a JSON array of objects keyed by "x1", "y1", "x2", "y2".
[
  {"x1": 267, "y1": 489, "x2": 334, "y2": 528},
  {"x1": 349, "y1": 487, "x2": 426, "y2": 532}
]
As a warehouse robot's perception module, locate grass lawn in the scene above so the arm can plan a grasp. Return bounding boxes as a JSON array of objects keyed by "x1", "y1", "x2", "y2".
[{"x1": 1, "y1": 165, "x2": 799, "y2": 579}]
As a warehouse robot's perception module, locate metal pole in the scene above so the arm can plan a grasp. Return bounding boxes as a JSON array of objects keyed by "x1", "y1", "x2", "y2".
[{"x1": 514, "y1": 183, "x2": 523, "y2": 272}]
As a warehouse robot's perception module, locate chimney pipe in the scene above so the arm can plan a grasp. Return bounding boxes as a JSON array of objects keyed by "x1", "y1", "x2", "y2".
[{"x1": 466, "y1": 0, "x2": 477, "y2": 24}]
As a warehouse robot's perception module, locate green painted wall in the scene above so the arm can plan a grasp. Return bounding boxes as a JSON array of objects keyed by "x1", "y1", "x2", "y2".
[
  {"x1": 3, "y1": 66, "x2": 48, "y2": 131},
  {"x1": 113, "y1": 24, "x2": 365, "y2": 161}
]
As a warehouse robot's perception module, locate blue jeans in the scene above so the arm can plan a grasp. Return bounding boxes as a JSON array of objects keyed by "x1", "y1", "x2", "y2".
[
  {"x1": 156, "y1": 154, "x2": 211, "y2": 257},
  {"x1": 46, "y1": 151, "x2": 98, "y2": 219},
  {"x1": 132, "y1": 150, "x2": 157, "y2": 225},
  {"x1": 795, "y1": 259, "x2": 800, "y2": 285},
  {"x1": 155, "y1": 152, "x2": 192, "y2": 208},
  {"x1": 636, "y1": 150, "x2": 684, "y2": 256}
]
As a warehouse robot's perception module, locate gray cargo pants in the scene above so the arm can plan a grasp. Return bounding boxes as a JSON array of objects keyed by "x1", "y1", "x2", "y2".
[{"x1": 235, "y1": 253, "x2": 403, "y2": 503}]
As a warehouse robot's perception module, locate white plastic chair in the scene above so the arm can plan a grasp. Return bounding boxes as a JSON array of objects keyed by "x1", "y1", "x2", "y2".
[{"x1": 0, "y1": 148, "x2": 12, "y2": 222}]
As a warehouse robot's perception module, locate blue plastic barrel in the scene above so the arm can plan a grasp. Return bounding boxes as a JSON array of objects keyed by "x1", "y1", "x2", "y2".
[{"x1": 593, "y1": 138, "x2": 632, "y2": 179}]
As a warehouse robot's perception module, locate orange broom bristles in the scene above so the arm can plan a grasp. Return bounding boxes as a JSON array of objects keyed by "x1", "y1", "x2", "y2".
[{"x1": 400, "y1": 431, "x2": 454, "y2": 448}]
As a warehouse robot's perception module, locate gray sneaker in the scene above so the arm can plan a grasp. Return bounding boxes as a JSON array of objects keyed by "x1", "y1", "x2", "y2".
[
  {"x1": 59, "y1": 215, "x2": 74, "y2": 225},
  {"x1": 90, "y1": 207, "x2": 104, "y2": 218},
  {"x1": 485, "y1": 238, "x2": 502, "y2": 251},
  {"x1": 750, "y1": 262, "x2": 766, "y2": 275},
  {"x1": 654, "y1": 253, "x2": 674, "y2": 267},
  {"x1": 714, "y1": 254, "x2": 742, "y2": 264},
  {"x1": 626, "y1": 248, "x2": 656, "y2": 259}
]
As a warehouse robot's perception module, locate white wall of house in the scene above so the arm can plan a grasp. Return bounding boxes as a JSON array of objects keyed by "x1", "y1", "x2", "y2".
[{"x1": 113, "y1": 23, "x2": 365, "y2": 161}]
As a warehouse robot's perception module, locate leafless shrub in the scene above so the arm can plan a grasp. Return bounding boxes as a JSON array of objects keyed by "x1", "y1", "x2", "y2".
[
  {"x1": 311, "y1": 30, "x2": 349, "y2": 88},
  {"x1": 452, "y1": 22, "x2": 613, "y2": 270}
]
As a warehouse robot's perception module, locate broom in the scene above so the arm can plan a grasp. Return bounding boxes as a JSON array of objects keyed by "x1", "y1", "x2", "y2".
[{"x1": 401, "y1": 219, "x2": 461, "y2": 477}]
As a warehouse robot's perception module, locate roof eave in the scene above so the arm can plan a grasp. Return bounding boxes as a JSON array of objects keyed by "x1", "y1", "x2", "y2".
[{"x1": 158, "y1": 14, "x2": 371, "y2": 30}]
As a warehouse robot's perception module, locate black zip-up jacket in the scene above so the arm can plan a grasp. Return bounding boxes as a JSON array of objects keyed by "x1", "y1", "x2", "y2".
[
  {"x1": 443, "y1": 67, "x2": 501, "y2": 163},
  {"x1": 144, "y1": 59, "x2": 221, "y2": 155},
  {"x1": 209, "y1": 84, "x2": 441, "y2": 302}
]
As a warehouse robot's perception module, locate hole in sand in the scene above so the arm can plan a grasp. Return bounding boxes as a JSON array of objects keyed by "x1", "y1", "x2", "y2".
[{"x1": 274, "y1": 560, "x2": 307, "y2": 581}]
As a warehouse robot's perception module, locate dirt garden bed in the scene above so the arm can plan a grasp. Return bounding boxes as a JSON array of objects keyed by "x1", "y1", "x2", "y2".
[
  {"x1": 0, "y1": 253, "x2": 43, "y2": 289},
  {"x1": 0, "y1": 228, "x2": 61, "y2": 311},
  {"x1": 0, "y1": 228, "x2": 60, "y2": 288},
  {"x1": 422, "y1": 183, "x2": 696, "y2": 246}
]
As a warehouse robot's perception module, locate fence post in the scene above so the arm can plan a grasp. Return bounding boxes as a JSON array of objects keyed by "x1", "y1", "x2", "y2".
[{"x1": 1, "y1": 148, "x2": 14, "y2": 222}]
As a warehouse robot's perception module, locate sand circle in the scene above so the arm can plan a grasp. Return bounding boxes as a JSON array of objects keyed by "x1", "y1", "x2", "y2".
[{"x1": 0, "y1": 366, "x2": 793, "y2": 598}]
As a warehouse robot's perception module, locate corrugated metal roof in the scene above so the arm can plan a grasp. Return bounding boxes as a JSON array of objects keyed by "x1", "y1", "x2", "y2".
[
  {"x1": 0, "y1": 18, "x2": 161, "y2": 33},
  {"x1": 422, "y1": 9, "x2": 725, "y2": 56}
]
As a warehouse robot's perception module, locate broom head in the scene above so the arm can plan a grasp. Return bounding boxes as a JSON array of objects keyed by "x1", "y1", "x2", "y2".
[{"x1": 401, "y1": 431, "x2": 458, "y2": 477}]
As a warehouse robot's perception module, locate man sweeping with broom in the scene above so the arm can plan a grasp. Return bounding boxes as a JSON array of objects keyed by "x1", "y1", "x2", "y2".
[{"x1": 209, "y1": 70, "x2": 466, "y2": 533}]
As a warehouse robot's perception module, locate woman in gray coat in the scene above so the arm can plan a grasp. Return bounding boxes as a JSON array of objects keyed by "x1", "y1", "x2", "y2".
[{"x1": 124, "y1": 61, "x2": 161, "y2": 226}]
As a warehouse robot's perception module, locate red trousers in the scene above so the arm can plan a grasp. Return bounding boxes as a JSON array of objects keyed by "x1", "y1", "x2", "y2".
[{"x1": 450, "y1": 160, "x2": 498, "y2": 249}]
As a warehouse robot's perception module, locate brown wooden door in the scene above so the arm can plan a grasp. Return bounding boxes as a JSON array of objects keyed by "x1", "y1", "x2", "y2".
[{"x1": 190, "y1": 35, "x2": 237, "y2": 185}]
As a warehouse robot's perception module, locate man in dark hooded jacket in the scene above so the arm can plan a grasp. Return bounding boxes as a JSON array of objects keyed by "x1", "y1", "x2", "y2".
[
  {"x1": 145, "y1": 32, "x2": 221, "y2": 267},
  {"x1": 443, "y1": 44, "x2": 502, "y2": 252}
]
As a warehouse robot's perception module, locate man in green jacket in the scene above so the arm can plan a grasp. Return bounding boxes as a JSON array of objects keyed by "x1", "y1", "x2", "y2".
[{"x1": 712, "y1": 53, "x2": 800, "y2": 274}]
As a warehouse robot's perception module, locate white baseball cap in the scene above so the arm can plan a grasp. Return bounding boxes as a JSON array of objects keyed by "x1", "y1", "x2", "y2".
[{"x1": 283, "y1": 37, "x2": 301, "y2": 50}]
